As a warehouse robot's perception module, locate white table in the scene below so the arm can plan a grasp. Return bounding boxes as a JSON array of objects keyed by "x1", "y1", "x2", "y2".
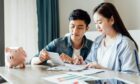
[{"x1": 0, "y1": 65, "x2": 140, "y2": 84}]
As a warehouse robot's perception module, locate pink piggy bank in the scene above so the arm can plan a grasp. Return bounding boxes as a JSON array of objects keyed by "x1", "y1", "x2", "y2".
[{"x1": 5, "y1": 47, "x2": 27, "y2": 68}]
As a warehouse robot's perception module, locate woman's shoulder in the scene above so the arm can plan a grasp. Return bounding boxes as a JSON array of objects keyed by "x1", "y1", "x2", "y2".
[
  {"x1": 122, "y1": 35, "x2": 135, "y2": 45},
  {"x1": 90, "y1": 35, "x2": 104, "y2": 49},
  {"x1": 119, "y1": 35, "x2": 136, "y2": 49},
  {"x1": 94, "y1": 34, "x2": 105, "y2": 43}
]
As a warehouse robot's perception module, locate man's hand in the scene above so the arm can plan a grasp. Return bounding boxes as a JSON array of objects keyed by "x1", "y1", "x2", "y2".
[
  {"x1": 72, "y1": 55, "x2": 83, "y2": 65},
  {"x1": 39, "y1": 49, "x2": 50, "y2": 62},
  {"x1": 60, "y1": 53, "x2": 73, "y2": 64}
]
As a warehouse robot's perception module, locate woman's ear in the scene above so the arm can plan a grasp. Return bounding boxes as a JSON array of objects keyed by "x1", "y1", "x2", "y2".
[{"x1": 110, "y1": 16, "x2": 114, "y2": 25}]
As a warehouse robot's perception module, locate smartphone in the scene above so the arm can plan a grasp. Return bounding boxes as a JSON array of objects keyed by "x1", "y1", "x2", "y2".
[
  {"x1": 85, "y1": 79, "x2": 128, "y2": 84},
  {"x1": 0, "y1": 76, "x2": 7, "y2": 83}
]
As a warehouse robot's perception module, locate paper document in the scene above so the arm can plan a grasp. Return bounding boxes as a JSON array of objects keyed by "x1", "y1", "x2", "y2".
[
  {"x1": 43, "y1": 73, "x2": 94, "y2": 84},
  {"x1": 48, "y1": 52, "x2": 64, "y2": 65},
  {"x1": 47, "y1": 63, "x2": 87, "y2": 71},
  {"x1": 67, "y1": 68, "x2": 105, "y2": 75}
]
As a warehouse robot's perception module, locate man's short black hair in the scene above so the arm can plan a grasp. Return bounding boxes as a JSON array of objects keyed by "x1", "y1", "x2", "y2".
[{"x1": 69, "y1": 9, "x2": 91, "y2": 26}]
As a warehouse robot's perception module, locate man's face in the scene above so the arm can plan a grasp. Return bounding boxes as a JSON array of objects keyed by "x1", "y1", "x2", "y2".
[{"x1": 69, "y1": 20, "x2": 88, "y2": 41}]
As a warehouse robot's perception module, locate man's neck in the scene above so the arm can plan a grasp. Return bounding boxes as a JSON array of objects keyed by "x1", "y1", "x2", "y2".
[{"x1": 72, "y1": 39, "x2": 83, "y2": 49}]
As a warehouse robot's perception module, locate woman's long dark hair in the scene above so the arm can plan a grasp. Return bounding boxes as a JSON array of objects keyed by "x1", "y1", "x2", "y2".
[{"x1": 93, "y1": 2, "x2": 138, "y2": 51}]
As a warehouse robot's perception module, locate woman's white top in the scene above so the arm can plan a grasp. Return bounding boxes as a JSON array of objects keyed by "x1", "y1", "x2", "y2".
[{"x1": 97, "y1": 36, "x2": 117, "y2": 67}]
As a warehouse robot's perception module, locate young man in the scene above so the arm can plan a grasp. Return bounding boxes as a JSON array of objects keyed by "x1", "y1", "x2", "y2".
[{"x1": 31, "y1": 9, "x2": 93, "y2": 65}]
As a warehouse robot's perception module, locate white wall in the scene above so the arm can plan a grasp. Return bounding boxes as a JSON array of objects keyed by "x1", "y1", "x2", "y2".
[
  {"x1": 105, "y1": 0, "x2": 140, "y2": 30},
  {"x1": 59, "y1": 0, "x2": 140, "y2": 36},
  {"x1": 59, "y1": 0, "x2": 104, "y2": 36},
  {"x1": 4, "y1": 0, "x2": 38, "y2": 63}
]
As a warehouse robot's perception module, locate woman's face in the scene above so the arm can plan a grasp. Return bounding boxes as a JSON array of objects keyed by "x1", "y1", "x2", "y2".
[
  {"x1": 93, "y1": 12, "x2": 114, "y2": 34},
  {"x1": 69, "y1": 20, "x2": 88, "y2": 41}
]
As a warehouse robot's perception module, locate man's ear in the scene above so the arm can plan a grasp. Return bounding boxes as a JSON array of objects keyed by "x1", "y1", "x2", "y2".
[{"x1": 86, "y1": 26, "x2": 89, "y2": 31}]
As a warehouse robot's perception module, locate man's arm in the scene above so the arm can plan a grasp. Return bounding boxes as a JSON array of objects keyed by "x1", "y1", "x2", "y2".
[
  {"x1": 31, "y1": 50, "x2": 50, "y2": 65},
  {"x1": 31, "y1": 39, "x2": 57, "y2": 65}
]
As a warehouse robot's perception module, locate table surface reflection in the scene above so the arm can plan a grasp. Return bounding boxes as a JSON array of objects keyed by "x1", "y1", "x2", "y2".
[{"x1": 0, "y1": 65, "x2": 140, "y2": 84}]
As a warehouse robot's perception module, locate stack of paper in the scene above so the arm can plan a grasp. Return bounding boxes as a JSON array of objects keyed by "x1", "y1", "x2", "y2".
[
  {"x1": 43, "y1": 74, "x2": 94, "y2": 84},
  {"x1": 47, "y1": 63, "x2": 87, "y2": 71},
  {"x1": 67, "y1": 68, "x2": 105, "y2": 75}
]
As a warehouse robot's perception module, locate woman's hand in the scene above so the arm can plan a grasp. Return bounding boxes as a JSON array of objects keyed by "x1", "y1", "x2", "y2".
[
  {"x1": 86, "y1": 62, "x2": 104, "y2": 69},
  {"x1": 60, "y1": 53, "x2": 73, "y2": 64},
  {"x1": 39, "y1": 49, "x2": 50, "y2": 62}
]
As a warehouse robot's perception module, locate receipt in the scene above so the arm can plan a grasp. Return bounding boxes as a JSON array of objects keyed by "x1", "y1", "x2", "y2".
[{"x1": 48, "y1": 52, "x2": 64, "y2": 65}]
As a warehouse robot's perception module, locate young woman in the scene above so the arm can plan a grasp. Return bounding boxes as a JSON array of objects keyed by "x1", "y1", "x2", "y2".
[{"x1": 86, "y1": 2, "x2": 140, "y2": 73}]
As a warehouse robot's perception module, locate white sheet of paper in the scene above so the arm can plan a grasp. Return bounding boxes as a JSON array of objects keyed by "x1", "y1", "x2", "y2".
[
  {"x1": 43, "y1": 74, "x2": 93, "y2": 84},
  {"x1": 67, "y1": 68, "x2": 105, "y2": 75},
  {"x1": 47, "y1": 63, "x2": 87, "y2": 71},
  {"x1": 48, "y1": 52, "x2": 64, "y2": 65}
]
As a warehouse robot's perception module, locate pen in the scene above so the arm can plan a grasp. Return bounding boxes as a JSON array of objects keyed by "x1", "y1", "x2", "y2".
[{"x1": 94, "y1": 71, "x2": 105, "y2": 74}]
